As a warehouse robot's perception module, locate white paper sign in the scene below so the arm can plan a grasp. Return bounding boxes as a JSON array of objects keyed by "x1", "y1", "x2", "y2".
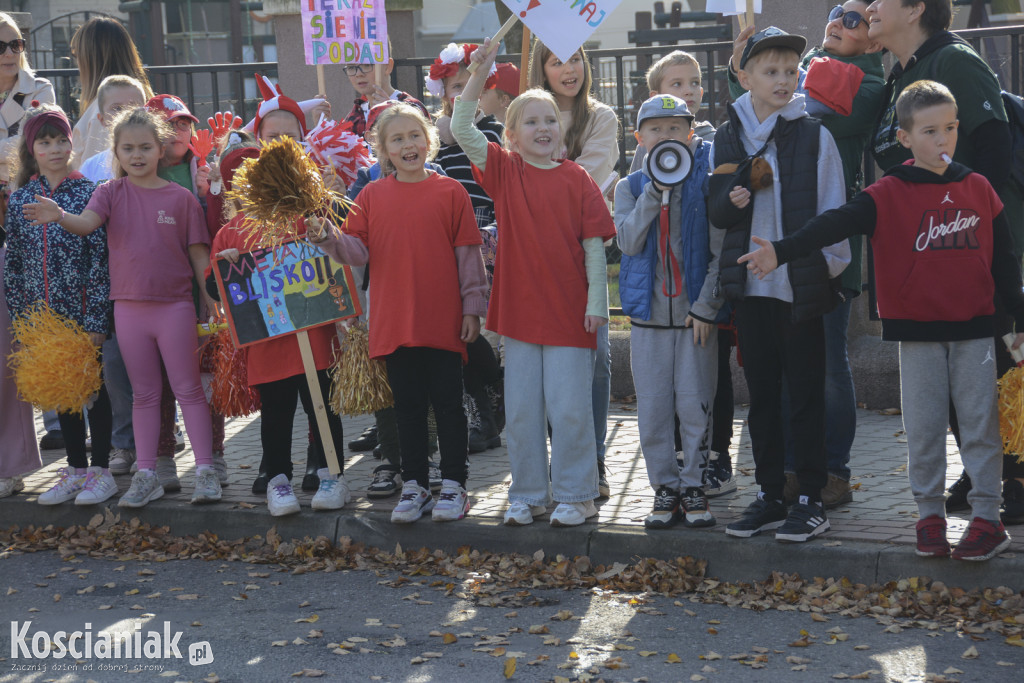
[
  {"x1": 500, "y1": 0, "x2": 623, "y2": 62},
  {"x1": 706, "y1": 0, "x2": 762, "y2": 15}
]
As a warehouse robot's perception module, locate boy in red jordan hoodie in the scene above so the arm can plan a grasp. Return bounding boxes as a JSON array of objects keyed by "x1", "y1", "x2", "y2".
[{"x1": 739, "y1": 80, "x2": 1024, "y2": 562}]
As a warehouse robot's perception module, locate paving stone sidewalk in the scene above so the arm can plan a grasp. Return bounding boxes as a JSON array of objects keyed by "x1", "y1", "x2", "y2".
[{"x1": 13, "y1": 402, "x2": 1022, "y2": 556}]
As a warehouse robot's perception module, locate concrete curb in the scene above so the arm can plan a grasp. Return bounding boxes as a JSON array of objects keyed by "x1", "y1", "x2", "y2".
[{"x1": 4, "y1": 497, "x2": 1020, "y2": 591}]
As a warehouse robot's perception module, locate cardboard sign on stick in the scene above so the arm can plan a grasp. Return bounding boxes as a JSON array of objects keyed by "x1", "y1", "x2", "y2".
[
  {"x1": 499, "y1": 0, "x2": 623, "y2": 62},
  {"x1": 214, "y1": 239, "x2": 362, "y2": 348},
  {"x1": 302, "y1": 0, "x2": 389, "y2": 66}
]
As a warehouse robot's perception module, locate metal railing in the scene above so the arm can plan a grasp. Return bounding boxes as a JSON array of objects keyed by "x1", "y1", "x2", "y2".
[{"x1": 36, "y1": 62, "x2": 279, "y2": 125}]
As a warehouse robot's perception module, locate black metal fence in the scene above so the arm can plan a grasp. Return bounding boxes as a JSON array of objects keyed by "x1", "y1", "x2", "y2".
[{"x1": 36, "y1": 62, "x2": 279, "y2": 126}]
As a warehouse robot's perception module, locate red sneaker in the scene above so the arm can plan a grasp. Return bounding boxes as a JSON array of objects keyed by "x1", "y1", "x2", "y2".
[
  {"x1": 952, "y1": 517, "x2": 1011, "y2": 561},
  {"x1": 915, "y1": 515, "x2": 950, "y2": 557}
]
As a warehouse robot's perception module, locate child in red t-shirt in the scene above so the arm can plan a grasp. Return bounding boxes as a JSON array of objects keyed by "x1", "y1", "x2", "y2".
[
  {"x1": 310, "y1": 102, "x2": 488, "y2": 524},
  {"x1": 451, "y1": 41, "x2": 617, "y2": 528}
]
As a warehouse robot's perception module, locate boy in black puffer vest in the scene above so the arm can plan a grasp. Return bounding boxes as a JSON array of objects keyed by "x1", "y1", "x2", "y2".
[{"x1": 709, "y1": 27, "x2": 850, "y2": 543}]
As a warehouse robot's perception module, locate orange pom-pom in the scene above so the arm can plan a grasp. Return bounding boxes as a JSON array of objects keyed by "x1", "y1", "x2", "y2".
[{"x1": 206, "y1": 330, "x2": 260, "y2": 417}]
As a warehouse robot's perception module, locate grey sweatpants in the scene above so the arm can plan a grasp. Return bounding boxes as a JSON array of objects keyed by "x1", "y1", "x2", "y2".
[
  {"x1": 631, "y1": 325, "x2": 718, "y2": 491},
  {"x1": 900, "y1": 338, "x2": 1003, "y2": 521}
]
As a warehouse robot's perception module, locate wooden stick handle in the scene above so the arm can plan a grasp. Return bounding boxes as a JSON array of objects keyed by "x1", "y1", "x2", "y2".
[
  {"x1": 297, "y1": 330, "x2": 341, "y2": 475},
  {"x1": 468, "y1": 14, "x2": 519, "y2": 73}
]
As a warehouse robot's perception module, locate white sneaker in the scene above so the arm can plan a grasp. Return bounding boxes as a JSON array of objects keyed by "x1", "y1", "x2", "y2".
[
  {"x1": 75, "y1": 467, "x2": 118, "y2": 505},
  {"x1": 550, "y1": 500, "x2": 598, "y2": 527},
  {"x1": 155, "y1": 456, "x2": 181, "y2": 492},
  {"x1": 38, "y1": 468, "x2": 88, "y2": 505},
  {"x1": 432, "y1": 480, "x2": 470, "y2": 522},
  {"x1": 0, "y1": 477, "x2": 25, "y2": 498},
  {"x1": 267, "y1": 474, "x2": 300, "y2": 516},
  {"x1": 108, "y1": 448, "x2": 136, "y2": 475},
  {"x1": 503, "y1": 501, "x2": 548, "y2": 526},
  {"x1": 118, "y1": 470, "x2": 164, "y2": 508},
  {"x1": 390, "y1": 482, "x2": 434, "y2": 523},
  {"x1": 312, "y1": 469, "x2": 350, "y2": 510},
  {"x1": 191, "y1": 467, "x2": 223, "y2": 504},
  {"x1": 211, "y1": 451, "x2": 228, "y2": 484}
]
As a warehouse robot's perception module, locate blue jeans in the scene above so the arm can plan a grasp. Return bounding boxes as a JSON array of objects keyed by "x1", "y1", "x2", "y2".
[
  {"x1": 103, "y1": 334, "x2": 136, "y2": 450},
  {"x1": 782, "y1": 298, "x2": 855, "y2": 480},
  {"x1": 592, "y1": 325, "x2": 611, "y2": 463},
  {"x1": 505, "y1": 338, "x2": 598, "y2": 505}
]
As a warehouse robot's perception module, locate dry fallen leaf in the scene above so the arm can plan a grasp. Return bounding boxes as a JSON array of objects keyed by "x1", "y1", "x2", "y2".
[
  {"x1": 443, "y1": 633, "x2": 458, "y2": 644},
  {"x1": 271, "y1": 640, "x2": 288, "y2": 647},
  {"x1": 962, "y1": 646, "x2": 979, "y2": 659},
  {"x1": 290, "y1": 670, "x2": 325, "y2": 678},
  {"x1": 666, "y1": 653, "x2": 682, "y2": 663},
  {"x1": 528, "y1": 625, "x2": 549, "y2": 635},
  {"x1": 503, "y1": 657, "x2": 516, "y2": 679},
  {"x1": 294, "y1": 615, "x2": 319, "y2": 623}
]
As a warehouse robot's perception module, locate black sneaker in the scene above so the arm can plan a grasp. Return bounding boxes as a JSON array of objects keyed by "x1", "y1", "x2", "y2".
[
  {"x1": 1002, "y1": 478, "x2": 1024, "y2": 525},
  {"x1": 644, "y1": 486, "x2": 681, "y2": 529},
  {"x1": 367, "y1": 464, "x2": 402, "y2": 499},
  {"x1": 39, "y1": 430, "x2": 65, "y2": 450},
  {"x1": 775, "y1": 499, "x2": 830, "y2": 543},
  {"x1": 703, "y1": 458, "x2": 737, "y2": 498},
  {"x1": 945, "y1": 471, "x2": 972, "y2": 512},
  {"x1": 725, "y1": 496, "x2": 788, "y2": 538},
  {"x1": 682, "y1": 487, "x2": 716, "y2": 527},
  {"x1": 348, "y1": 426, "x2": 378, "y2": 452}
]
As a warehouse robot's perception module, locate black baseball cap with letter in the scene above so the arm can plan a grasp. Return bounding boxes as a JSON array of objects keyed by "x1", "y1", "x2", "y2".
[{"x1": 738, "y1": 26, "x2": 807, "y2": 69}]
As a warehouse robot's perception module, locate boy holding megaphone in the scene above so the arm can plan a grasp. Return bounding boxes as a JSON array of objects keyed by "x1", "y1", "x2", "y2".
[{"x1": 614, "y1": 94, "x2": 727, "y2": 530}]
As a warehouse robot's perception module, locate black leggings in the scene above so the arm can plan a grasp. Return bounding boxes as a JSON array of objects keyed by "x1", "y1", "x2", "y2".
[
  {"x1": 385, "y1": 346, "x2": 467, "y2": 489},
  {"x1": 59, "y1": 381, "x2": 112, "y2": 469},
  {"x1": 255, "y1": 370, "x2": 343, "y2": 480}
]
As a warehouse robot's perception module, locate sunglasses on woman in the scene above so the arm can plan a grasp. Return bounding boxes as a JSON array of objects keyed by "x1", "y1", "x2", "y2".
[
  {"x1": 0, "y1": 38, "x2": 26, "y2": 55},
  {"x1": 829, "y1": 5, "x2": 866, "y2": 30}
]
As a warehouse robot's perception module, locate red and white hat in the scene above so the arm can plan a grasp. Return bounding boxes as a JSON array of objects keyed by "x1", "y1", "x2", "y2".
[
  {"x1": 244, "y1": 73, "x2": 326, "y2": 136},
  {"x1": 146, "y1": 94, "x2": 199, "y2": 124},
  {"x1": 424, "y1": 43, "x2": 495, "y2": 98}
]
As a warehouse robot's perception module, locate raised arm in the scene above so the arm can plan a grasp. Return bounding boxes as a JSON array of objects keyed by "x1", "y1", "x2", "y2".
[
  {"x1": 22, "y1": 195, "x2": 104, "y2": 236},
  {"x1": 451, "y1": 40, "x2": 500, "y2": 171}
]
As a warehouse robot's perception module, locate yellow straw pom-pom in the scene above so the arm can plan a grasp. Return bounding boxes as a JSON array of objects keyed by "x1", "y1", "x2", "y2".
[
  {"x1": 998, "y1": 365, "x2": 1024, "y2": 463},
  {"x1": 8, "y1": 303, "x2": 102, "y2": 415},
  {"x1": 224, "y1": 135, "x2": 350, "y2": 249},
  {"x1": 330, "y1": 322, "x2": 393, "y2": 416}
]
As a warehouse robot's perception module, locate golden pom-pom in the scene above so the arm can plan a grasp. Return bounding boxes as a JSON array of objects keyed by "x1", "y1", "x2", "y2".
[
  {"x1": 8, "y1": 303, "x2": 102, "y2": 415},
  {"x1": 998, "y1": 365, "x2": 1024, "y2": 462},
  {"x1": 224, "y1": 135, "x2": 350, "y2": 249},
  {"x1": 330, "y1": 322, "x2": 393, "y2": 415}
]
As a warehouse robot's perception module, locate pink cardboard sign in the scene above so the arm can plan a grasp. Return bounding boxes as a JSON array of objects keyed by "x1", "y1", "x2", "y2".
[{"x1": 302, "y1": 0, "x2": 389, "y2": 66}]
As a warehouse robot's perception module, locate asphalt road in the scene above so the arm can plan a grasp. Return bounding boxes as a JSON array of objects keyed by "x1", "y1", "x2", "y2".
[{"x1": 0, "y1": 550, "x2": 1021, "y2": 682}]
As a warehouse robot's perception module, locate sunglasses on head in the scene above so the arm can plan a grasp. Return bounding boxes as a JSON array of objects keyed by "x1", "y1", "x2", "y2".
[
  {"x1": 0, "y1": 38, "x2": 26, "y2": 56},
  {"x1": 829, "y1": 5, "x2": 866, "y2": 30}
]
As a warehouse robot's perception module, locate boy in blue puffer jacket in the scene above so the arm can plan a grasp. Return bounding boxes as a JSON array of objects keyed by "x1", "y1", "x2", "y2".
[{"x1": 615, "y1": 94, "x2": 726, "y2": 530}]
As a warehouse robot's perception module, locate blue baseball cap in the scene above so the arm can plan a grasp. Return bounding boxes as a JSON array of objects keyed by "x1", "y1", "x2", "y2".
[{"x1": 636, "y1": 94, "x2": 694, "y2": 129}]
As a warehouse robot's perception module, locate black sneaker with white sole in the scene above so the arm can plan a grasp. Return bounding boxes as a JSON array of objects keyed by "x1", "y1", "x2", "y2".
[
  {"x1": 681, "y1": 487, "x2": 716, "y2": 527},
  {"x1": 775, "y1": 499, "x2": 830, "y2": 543},
  {"x1": 725, "y1": 496, "x2": 788, "y2": 538},
  {"x1": 367, "y1": 465, "x2": 401, "y2": 499},
  {"x1": 644, "y1": 485, "x2": 681, "y2": 529}
]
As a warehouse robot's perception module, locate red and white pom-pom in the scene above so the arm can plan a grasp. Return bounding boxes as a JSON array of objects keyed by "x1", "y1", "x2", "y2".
[
  {"x1": 303, "y1": 116, "x2": 372, "y2": 186},
  {"x1": 424, "y1": 43, "x2": 495, "y2": 98}
]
